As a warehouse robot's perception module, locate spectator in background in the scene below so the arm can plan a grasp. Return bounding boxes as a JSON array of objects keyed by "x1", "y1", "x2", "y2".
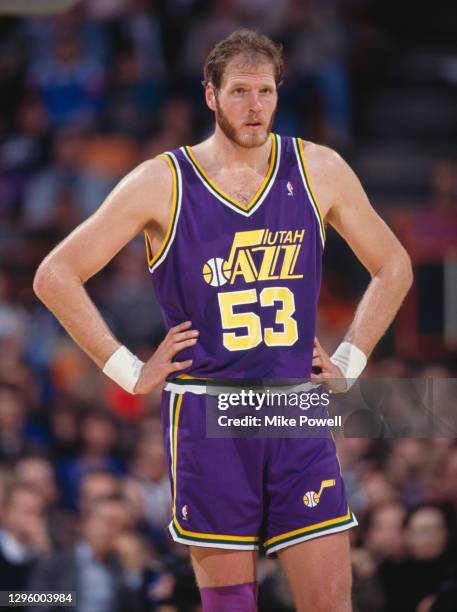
[
  {"x1": 22, "y1": 6, "x2": 111, "y2": 68},
  {"x1": 49, "y1": 402, "x2": 80, "y2": 460},
  {"x1": 181, "y1": 0, "x2": 241, "y2": 83},
  {"x1": 365, "y1": 502, "x2": 406, "y2": 563},
  {"x1": 335, "y1": 438, "x2": 374, "y2": 515},
  {"x1": 78, "y1": 469, "x2": 122, "y2": 516},
  {"x1": 178, "y1": 0, "x2": 244, "y2": 128},
  {"x1": 278, "y1": 0, "x2": 350, "y2": 145},
  {"x1": 129, "y1": 435, "x2": 171, "y2": 534},
  {"x1": 120, "y1": 0, "x2": 165, "y2": 81},
  {"x1": 0, "y1": 481, "x2": 51, "y2": 590},
  {"x1": 15, "y1": 454, "x2": 78, "y2": 550},
  {"x1": 142, "y1": 97, "x2": 194, "y2": 159},
  {"x1": 378, "y1": 506, "x2": 454, "y2": 612},
  {"x1": 361, "y1": 470, "x2": 398, "y2": 513},
  {"x1": 77, "y1": 130, "x2": 140, "y2": 216},
  {"x1": 351, "y1": 502, "x2": 407, "y2": 612},
  {"x1": 0, "y1": 95, "x2": 49, "y2": 225},
  {"x1": 58, "y1": 409, "x2": 124, "y2": 509},
  {"x1": 27, "y1": 495, "x2": 151, "y2": 612},
  {"x1": 21, "y1": 127, "x2": 85, "y2": 230},
  {"x1": 108, "y1": 48, "x2": 160, "y2": 136},
  {"x1": 15, "y1": 455, "x2": 58, "y2": 509},
  {"x1": 20, "y1": 123, "x2": 138, "y2": 240},
  {"x1": 101, "y1": 239, "x2": 165, "y2": 349},
  {"x1": 28, "y1": 30, "x2": 106, "y2": 128},
  {"x1": 49, "y1": 341, "x2": 103, "y2": 403},
  {"x1": 384, "y1": 440, "x2": 428, "y2": 508},
  {"x1": 0, "y1": 384, "x2": 32, "y2": 463}
]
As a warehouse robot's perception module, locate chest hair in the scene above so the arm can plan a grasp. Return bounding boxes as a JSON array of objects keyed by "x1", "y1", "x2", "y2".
[{"x1": 214, "y1": 167, "x2": 267, "y2": 205}]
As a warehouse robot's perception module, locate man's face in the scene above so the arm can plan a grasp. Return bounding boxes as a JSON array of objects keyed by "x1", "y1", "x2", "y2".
[
  {"x1": 79, "y1": 473, "x2": 120, "y2": 514},
  {"x1": 4, "y1": 490, "x2": 45, "y2": 543},
  {"x1": 84, "y1": 501, "x2": 130, "y2": 558},
  {"x1": 407, "y1": 508, "x2": 447, "y2": 560},
  {"x1": 208, "y1": 54, "x2": 278, "y2": 149}
]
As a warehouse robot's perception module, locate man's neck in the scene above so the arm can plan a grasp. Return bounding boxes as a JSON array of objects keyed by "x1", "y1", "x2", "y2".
[{"x1": 202, "y1": 126, "x2": 272, "y2": 171}]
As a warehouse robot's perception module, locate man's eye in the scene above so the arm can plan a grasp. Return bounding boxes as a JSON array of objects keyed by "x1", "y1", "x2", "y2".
[{"x1": 234, "y1": 88, "x2": 245, "y2": 94}]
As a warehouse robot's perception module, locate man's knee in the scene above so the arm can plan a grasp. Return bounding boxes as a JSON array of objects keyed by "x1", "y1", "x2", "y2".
[
  {"x1": 297, "y1": 582, "x2": 352, "y2": 612},
  {"x1": 200, "y1": 582, "x2": 258, "y2": 612},
  {"x1": 190, "y1": 546, "x2": 256, "y2": 587}
]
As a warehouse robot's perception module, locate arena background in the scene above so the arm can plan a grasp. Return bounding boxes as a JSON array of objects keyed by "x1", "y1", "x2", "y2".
[{"x1": 0, "y1": 1, "x2": 456, "y2": 610}]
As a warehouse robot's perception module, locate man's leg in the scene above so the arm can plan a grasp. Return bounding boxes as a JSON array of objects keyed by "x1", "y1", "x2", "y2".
[
  {"x1": 191, "y1": 547, "x2": 258, "y2": 611},
  {"x1": 277, "y1": 532, "x2": 352, "y2": 612}
]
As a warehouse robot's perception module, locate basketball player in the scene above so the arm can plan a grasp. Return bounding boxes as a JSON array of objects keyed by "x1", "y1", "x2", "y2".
[{"x1": 34, "y1": 30, "x2": 413, "y2": 612}]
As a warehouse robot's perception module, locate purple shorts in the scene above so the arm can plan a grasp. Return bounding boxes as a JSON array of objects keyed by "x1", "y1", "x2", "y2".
[{"x1": 162, "y1": 389, "x2": 357, "y2": 555}]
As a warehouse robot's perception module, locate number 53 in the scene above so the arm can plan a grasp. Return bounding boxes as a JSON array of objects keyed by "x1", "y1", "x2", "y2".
[{"x1": 217, "y1": 287, "x2": 298, "y2": 351}]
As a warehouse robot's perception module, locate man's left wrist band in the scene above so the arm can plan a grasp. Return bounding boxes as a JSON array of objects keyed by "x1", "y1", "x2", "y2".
[
  {"x1": 102, "y1": 345, "x2": 144, "y2": 394},
  {"x1": 330, "y1": 341, "x2": 367, "y2": 390}
]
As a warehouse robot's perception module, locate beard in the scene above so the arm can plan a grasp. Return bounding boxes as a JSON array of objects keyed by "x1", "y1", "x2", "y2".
[{"x1": 215, "y1": 97, "x2": 276, "y2": 149}]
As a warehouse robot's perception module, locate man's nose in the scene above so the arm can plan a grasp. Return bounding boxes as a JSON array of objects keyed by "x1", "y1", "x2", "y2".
[{"x1": 248, "y1": 92, "x2": 263, "y2": 112}]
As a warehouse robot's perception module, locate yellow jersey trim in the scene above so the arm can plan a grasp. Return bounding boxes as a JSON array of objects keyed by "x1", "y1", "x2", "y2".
[
  {"x1": 170, "y1": 393, "x2": 259, "y2": 543},
  {"x1": 296, "y1": 139, "x2": 326, "y2": 243},
  {"x1": 144, "y1": 153, "x2": 179, "y2": 271},
  {"x1": 176, "y1": 374, "x2": 211, "y2": 380},
  {"x1": 184, "y1": 133, "x2": 278, "y2": 213},
  {"x1": 264, "y1": 506, "x2": 352, "y2": 547}
]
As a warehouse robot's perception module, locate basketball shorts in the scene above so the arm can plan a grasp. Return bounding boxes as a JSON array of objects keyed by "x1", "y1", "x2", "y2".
[{"x1": 161, "y1": 389, "x2": 357, "y2": 555}]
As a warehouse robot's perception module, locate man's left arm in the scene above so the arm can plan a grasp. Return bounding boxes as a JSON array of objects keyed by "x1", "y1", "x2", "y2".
[{"x1": 306, "y1": 144, "x2": 414, "y2": 383}]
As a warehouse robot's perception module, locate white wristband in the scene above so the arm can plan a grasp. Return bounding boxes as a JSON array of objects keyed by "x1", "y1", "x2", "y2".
[
  {"x1": 330, "y1": 342, "x2": 367, "y2": 390},
  {"x1": 102, "y1": 346, "x2": 144, "y2": 394}
]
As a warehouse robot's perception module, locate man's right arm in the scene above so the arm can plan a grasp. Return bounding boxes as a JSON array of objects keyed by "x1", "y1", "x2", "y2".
[{"x1": 33, "y1": 157, "x2": 197, "y2": 392}]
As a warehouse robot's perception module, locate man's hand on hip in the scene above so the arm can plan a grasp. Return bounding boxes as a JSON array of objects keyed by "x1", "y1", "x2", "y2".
[
  {"x1": 310, "y1": 336, "x2": 347, "y2": 393},
  {"x1": 133, "y1": 321, "x2": 199, "y2": 394}
]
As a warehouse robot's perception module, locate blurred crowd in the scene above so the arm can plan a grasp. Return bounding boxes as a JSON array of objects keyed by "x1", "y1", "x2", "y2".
[
  {"x1": 1, "y1": 380, "x2": 457, "y2": 611},
  {"x1": 0, "y1": 1, "x2": 457, "y2": 611}
]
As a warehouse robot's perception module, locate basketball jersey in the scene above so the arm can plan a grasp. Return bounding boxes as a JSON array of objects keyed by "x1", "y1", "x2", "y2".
[{"x1": 144, "y1": 133, "x2": 325, "y2": 380}]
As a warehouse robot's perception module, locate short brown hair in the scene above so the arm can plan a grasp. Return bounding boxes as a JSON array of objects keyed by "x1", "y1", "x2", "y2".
[{"x1": 203, "y1": 29, "x2": 284, "y2": 90}]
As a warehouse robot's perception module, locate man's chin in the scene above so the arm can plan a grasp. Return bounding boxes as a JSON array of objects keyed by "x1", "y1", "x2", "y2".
[{"x1": 236, "y1": 128, "x2": 269, "y2": 148}]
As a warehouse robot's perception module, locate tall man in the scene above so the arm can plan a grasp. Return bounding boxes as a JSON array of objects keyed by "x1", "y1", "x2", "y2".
[{"x1": 34, "y1": 29, "x2": 412, "y2": 612}]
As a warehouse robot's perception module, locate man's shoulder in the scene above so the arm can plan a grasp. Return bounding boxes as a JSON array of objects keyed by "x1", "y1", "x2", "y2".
[
  {"x1": 132, "y1": 155, "x2": 173, "y2": 183},
  {"x1": 290, "y1": 139, "x2": 352, "y2": 218},
  {"x1": 294, "y1": 138, "x2": 342, "y2": 167},
  {"x1": 294, "y1": 138, "x2": 353, "y2": 189},
  {"x1": 116, "y1": 155, "x2": 174, "y2": 210}
]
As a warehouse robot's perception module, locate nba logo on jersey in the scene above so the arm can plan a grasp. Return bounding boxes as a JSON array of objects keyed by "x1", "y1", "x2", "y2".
[
  {"x1": 287, "y1": 181, "x2": 294, "y2": 196},
  {"x1": 202, "y1": 257, "x2": 230, "y2": 287},
  {"x1": 181, "y1": 504, "x2": 189, "y2": 520}
]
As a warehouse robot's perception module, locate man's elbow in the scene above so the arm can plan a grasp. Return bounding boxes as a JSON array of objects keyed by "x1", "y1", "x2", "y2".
[
  {"x1": 33, "y1": 257, "x2": 69, "y2": 305},
  {"x1": 33, "y1": 260, "x2": 53, "y2": 304},
  {"x1": 393, "y1": 248, "x2": 414, "y2": 294}
]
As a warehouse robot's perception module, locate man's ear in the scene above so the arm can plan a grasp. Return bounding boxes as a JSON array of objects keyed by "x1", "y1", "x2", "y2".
[{"x1": 205, "y1": 84, "x2": 217, "y2": 112}]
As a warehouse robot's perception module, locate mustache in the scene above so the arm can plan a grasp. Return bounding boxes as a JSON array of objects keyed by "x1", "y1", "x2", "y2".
[{"x1": 244, "y1": 116, "x2": 264, "y2": 123}]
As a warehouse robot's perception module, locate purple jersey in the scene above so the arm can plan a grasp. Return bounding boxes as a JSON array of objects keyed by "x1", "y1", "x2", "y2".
[{"x1": 145, "y1": 133, "x2": 326, "y2": 379}]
